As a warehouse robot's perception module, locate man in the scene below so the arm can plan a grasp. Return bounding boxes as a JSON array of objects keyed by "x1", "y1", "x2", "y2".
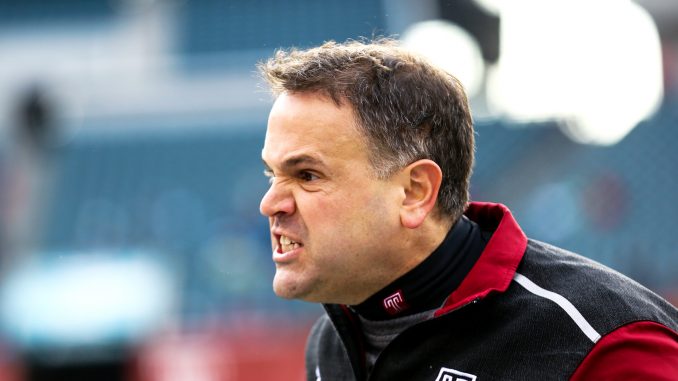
[{"x1": 258, "y1": 39, "x2": 678, "y2": 380}]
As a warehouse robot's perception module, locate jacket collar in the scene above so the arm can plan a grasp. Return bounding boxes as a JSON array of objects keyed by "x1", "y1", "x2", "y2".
[
  {"x1": 434, "y1": 202, "x2": 527, "y2": 317},
  {"x1": 321, "y1": 202, "x2": 527, "y2": 379}
]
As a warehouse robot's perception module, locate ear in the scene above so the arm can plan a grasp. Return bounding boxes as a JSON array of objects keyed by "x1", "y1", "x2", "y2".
[{"x1": 398, "y1": 159, "x2": 443, "y2": 229}]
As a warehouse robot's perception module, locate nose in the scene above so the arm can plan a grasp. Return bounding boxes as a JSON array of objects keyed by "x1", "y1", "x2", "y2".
[{"x1": 259, "y1": 181, "x2": 296, "y2": 217}]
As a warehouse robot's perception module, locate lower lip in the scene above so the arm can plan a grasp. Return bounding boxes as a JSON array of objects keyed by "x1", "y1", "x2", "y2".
[{"x1": 273, "y1": 245, "x2": 303, "y2": 264}]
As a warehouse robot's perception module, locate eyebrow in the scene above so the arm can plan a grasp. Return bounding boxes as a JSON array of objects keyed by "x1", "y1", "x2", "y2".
[{"x1": 262, "y1": 154, "x2": 325, "y2": 172}]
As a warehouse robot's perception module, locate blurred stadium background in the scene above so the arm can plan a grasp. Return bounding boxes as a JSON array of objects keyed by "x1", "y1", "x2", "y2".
[{"x1": 0, "y1": 0, "x2": 676, "y2": 380}]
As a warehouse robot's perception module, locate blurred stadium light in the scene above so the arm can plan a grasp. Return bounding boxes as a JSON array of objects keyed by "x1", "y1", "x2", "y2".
[
  {"x1": 389, "y1": 0, "x2": 665, "y2": 146},
  {"x1": 485, "y1": 0, "x2": 663, "y2": 145},
  {"x1": 0, "y1": 254, "x2": 173, "y2": 350},
  {"x1": 402, "y1": 20, "x2": 485, "y2": 97}
]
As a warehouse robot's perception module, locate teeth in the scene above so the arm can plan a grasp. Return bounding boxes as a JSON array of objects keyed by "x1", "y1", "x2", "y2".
[
  {"x1": 279, "y1": 235, "x2": 300, "y2": 253},
  {"x1": 280, "y1": 235, "x2": 293, "y2": 245}
]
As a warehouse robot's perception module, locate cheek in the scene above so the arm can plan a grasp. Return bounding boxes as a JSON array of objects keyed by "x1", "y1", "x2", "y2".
[
  {"x1": 296, "y1": 183, "x2": 399, "y2": 245},
  {"x1": 328, "y1": 191, "x2": 397, "y2": 240},
  {"x1": 361, "y1": 186, "x2": 401, "y2": 228},
  {"x1": 315, "y1": 193, "x2": 373, "y2": 226},
  {"x1": 296, "y1": 193, "x2": 359, "y2": 251}
]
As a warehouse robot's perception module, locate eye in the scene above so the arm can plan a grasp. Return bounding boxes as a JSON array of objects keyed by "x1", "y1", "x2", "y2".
[
  {"x1": 263, "y1": 169, "x2": 275, "y2": 183},
  {"x1": 298, "y1": 170, "x2": 319, "y2": 182}
]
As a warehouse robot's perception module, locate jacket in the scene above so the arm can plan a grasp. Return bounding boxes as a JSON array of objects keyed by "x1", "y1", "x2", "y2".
[{"x1": 306, "y1": 202, "x2": 678, "y2": 380}]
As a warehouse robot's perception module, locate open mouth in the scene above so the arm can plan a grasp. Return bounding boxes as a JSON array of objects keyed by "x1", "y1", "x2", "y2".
[{"x1": 277, "y1": 234, "x2": 302, "y2": 253}]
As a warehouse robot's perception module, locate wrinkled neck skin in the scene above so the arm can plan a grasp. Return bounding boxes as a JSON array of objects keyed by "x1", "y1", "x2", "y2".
[{"x1": 348, "y1": 216, "x2": 454, "y2": 305}]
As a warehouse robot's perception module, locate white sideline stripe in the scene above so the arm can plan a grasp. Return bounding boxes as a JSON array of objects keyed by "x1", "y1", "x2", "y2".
[{"x1": 514, "y1": 272, "x2": 602, "y2": 343}]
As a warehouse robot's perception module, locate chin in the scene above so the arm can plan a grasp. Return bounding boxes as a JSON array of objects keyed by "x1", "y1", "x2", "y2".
[
  {"x1": 273, "y1": 275, "x2": 306, "y2": 300},
  {"x1": 273, "y1": 290, "x2": 297, "y2": 300}
]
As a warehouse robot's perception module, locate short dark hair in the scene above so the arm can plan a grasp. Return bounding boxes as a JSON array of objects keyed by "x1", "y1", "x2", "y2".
[{"x1": 258, "y1": 38, "x2": 474, "y2": 222}]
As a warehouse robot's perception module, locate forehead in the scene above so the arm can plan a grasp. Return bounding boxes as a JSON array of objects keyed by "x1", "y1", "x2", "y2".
[{"x1": 262, "y1": 92, "x2": 368, "y2": 166}]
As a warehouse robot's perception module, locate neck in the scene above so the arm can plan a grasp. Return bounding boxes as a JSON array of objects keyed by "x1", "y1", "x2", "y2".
[
  {"x1": 338, "y1": 217, "x2": 452, "y2": 305},
  {"x1": 392, "y1": 217, "x2": 454, "y2": 279},
  {"x1": 351, "y1": 216, "x2": 487, "y2": 320}
]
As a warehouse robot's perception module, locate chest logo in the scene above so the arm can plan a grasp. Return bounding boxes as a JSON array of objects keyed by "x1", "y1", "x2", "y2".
[
  {"x1": 435, "y1": 367, "x2": 477, "y2": 381},
  {"x1": 382, "y1": 290, "x2": 408, "y2": 315}
]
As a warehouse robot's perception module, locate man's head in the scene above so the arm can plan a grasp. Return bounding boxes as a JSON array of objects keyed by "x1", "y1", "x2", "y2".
[
  {"x1": 259, "y1": 38, "x2": 474, "y2": 222},
  {"x1": 258, "y1": 39, "x2": 475, "y2": 305}
]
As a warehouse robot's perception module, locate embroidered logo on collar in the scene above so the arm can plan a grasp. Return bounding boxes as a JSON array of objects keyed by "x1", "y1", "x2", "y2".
[
  {"x1": 435, "y1": 367, "x2": 477, "y2": 381},
  {"x1": 382, "y1": 290, "x2": 408, "y2": 315}
]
